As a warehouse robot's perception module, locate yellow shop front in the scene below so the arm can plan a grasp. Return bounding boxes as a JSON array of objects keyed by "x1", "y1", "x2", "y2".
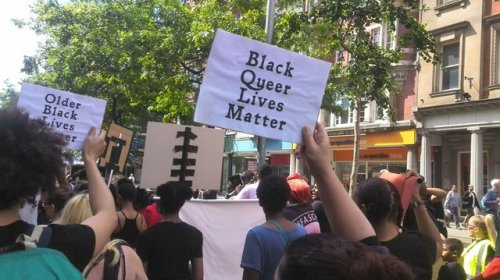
[{"x1": 329, "y1": 129, "x2": 417, "y2": 187}]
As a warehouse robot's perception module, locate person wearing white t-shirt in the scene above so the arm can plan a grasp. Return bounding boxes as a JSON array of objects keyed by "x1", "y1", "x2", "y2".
[{"x1": 234, "y1": 164, "x2": 273, "y2": 199}]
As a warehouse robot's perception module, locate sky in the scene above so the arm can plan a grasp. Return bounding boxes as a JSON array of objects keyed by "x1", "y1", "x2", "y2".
[{"x1": 0, "y1": 0, "x2": 43, "y2": 90}]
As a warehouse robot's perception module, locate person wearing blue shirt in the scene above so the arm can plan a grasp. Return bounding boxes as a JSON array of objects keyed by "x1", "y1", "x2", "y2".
[{"x1": 481, "y1": 179, "x2": 500, "y2": 230}]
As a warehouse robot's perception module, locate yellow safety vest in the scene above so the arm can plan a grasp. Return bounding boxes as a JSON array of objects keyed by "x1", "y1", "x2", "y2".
[{"x1": 461, "y1": 239, "x2": 494, "y2": 278}]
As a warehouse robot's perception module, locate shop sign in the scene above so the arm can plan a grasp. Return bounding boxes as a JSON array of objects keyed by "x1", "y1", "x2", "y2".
[
  {"x1": 329, "y1": 129, "x2": 416, "y2": 149},
  {"x1": 334, "y1": 148, "x2": 407, "y2": 162}
]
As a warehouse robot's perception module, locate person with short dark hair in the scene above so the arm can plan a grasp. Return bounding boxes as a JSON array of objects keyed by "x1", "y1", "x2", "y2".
[
  {"x1": 241, "y1": 175, "x2": 306, "y2": 280},
  {"x1": 277, "y1": 233, "x2": 415, "y2": 280},
  {"x1": 444, "y1": 185, "x2": 462, "y2": 229},
  {"x1": 112, "y1": 178, "x2": 147, "y2": 248},
  {"x1": 43, "y1": 187, "x2": 73, "y2": 223},
  {"x1": 438, "y1": 238, "x2": 466, "y2": 280},
  {"x1": 202, "y1": 189, "x2": 218, "y2": 199},
  {"x1": 0, "y1": 107, "x2": 117, "y2": 271},
  {"x1": 136, "y1": 181, "x2": 203, "y2": 280}
]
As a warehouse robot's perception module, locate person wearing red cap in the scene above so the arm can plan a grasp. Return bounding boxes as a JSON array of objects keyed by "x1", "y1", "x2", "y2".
[{"x1": 282, "y1": 173, "x2": 321, "y2": 234}]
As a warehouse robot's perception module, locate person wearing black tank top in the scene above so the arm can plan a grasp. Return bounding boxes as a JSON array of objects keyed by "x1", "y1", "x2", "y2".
[{"x1": 112, "y1": 179, "x2": 146, "y2": 248}]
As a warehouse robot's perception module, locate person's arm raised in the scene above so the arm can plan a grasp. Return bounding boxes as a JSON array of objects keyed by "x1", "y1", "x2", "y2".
[
  {"x1": 426, "y1": 187, "x2": 447, "y2": 203},
  {"x1": 300, "y1": 122, "x2": 375, "y2": 241},
  {"x1": 410, "y1": 181, "x2": 443, "y2": 263},
  {"x1": 81, "y1": 127, "x2": 117, "y2": 257}
]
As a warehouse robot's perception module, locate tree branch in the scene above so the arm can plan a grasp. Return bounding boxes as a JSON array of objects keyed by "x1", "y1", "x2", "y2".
[{"x1": 180, "y1": 61, "x2": 203, "y2": 75}]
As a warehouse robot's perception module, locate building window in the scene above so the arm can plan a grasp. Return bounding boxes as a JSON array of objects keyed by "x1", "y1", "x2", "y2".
[
  {"x1": 437, "y1": 0, "x2": 460, "y2": 6},
  {"x1": 335, "y1": 99, "x2": 352, "y2": 125},
  {"x1": 325, "y1": 99, "x2": 388, "y2": 128},
  {"x1": 384, "y1": 24, "x2": 396, "y2": 50},
  {"x1": 368, "y1": 23, "x2": 395, "y2": 50},
  {"x1": 333, "y1": 99, "x2": 368, "y2": 126},
  {"x1": 441, "y1": 43, "x2": 459, "y2": 90},
  {"x1": 493, "y1": 26, "x2": 500, "y2": 85},
  {"x1": 371, "y1": 27, "x2": 381, "y2": 46}
]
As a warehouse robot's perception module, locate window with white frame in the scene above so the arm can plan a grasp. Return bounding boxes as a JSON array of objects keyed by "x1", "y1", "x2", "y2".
[
  {"x1": 437, "y1": 0, "x2": 460, "y2": 6},
  {"x1": 384, "y1": 24, "x2": 396, "y2": 50},
  {"x1": 332, "y1": 99, "x2": 368, "y2": 126},
  {"x1": 368, "y1": 23, "x2": 395, "y2": 50},
  {"x1": 324, "y1": 99, "x2": 388, "y2": 128},
  {"x1": 335, "y1": 99, "x2": 352, "y2": 125},
  {"x1": 441, "y1": 43, "x2": 460, "y2": 90},
  {"x1": 371, "y1": 27, "x2": 381, "y2": 46}
]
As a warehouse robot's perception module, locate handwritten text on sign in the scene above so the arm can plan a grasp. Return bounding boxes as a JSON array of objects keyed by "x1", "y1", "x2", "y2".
[
  {"x1": 17, "y1": 83, "x2": 106, "y2": 150},
  {"x1": 194, "y1": 30, "x2": 331, "y2": 144}
]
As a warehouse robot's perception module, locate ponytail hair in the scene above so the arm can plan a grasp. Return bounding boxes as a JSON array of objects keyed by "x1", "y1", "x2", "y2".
[
  {"x1": 469, "y1": 215, "x2": 498, "y2": 248},
  {"x1": 485, "y1": 214, "x2": 497, "y2": 248},
  {"x1": 83, "y1": 239, "x2": 128, "y2": 278}
]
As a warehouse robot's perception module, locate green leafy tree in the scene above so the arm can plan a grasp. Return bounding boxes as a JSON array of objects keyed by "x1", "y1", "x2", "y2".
[
  {"x1": 20, "y1": 0, "x2": 268, "y2": 171},
  {"x1": 21, "y1": 0, "x2": 269, "y2": 128},
  {"x1": 0, "y1": 80, "x2": 19, "y2": 109},
  {"x1": 273, "y1": 0, "x2": 439, "y2": 192}
]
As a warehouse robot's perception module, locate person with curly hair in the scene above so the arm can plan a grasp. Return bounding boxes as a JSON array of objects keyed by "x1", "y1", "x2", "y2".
[
  {"x1": 136, "y1": 181, "x2": 203, "y2": 280},
  {"x1": 0, "y1": 107, "x2": 117, "y2": 271}
]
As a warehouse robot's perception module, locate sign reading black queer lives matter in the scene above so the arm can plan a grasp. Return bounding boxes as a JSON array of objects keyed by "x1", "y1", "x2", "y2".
[
  {"x1": 194, "y1": 29, "x2": 332, "y2": 144},
  {"x1": 17, "y1": 83, "x2": 107, "y2": 150}
]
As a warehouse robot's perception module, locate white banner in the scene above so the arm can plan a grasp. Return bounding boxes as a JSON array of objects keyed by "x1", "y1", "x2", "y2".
[
  {"x1": 17, "y1": 83, "x2": 106, "y2": 150},
  {"x1": 195, "y1": 29, "x2": 331, "y2": 144},
  {"x1": 180, "y1": 199, "x2": 265, "y2": 280}
]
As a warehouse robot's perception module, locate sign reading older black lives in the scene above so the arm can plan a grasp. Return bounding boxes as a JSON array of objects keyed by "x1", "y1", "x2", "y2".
[
  {"x1": 17, "y1": 83, "x2": 106, "y2": 150},
  {"x1": 194, "y1": 30, "x2": 331, "y2": 144}
]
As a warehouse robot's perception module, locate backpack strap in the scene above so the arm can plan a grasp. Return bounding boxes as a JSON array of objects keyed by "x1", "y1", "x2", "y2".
[
  {"x1": 0, "y1": 224, "x2": 53, "y2": 254},
  {"x1": 102, "y1": 243, "x2": 126, "y2": 280},
  {"x1": 18, "y1": 224, "x2": 53, "y2": 249},
  {"x1": 35, "y1": 225, "x2": 53, "y2": 248}
]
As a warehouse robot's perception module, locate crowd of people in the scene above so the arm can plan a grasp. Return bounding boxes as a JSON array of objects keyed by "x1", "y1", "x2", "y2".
[{"x1": 4, "y1": 106, "x2": 500, "y2": 279}]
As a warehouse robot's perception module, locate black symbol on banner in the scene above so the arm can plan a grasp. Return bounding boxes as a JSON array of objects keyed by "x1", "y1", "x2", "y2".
[
  {"x1": 106, "y1": 135, "x2": 127, "y2": 173},
  {"x1": 171, "y1": 127, "x2": 198, "y2": 187}
]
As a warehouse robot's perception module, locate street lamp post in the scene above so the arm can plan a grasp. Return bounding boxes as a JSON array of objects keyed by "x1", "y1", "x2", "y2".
[{"x1": 257, "y1": 0, "x2": 276, "y2": 166}]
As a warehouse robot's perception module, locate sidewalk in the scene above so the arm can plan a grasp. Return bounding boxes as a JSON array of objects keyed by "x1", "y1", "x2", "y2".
[{"x1": 447, "y1": 225, "x2": 473, "y2": 244}]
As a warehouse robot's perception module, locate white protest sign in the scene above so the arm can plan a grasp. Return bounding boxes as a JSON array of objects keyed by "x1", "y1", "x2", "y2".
[
  {"x1": 17, "y1": 83, "x2": 106, "y2": 150},
  {"x1": 140, "y1": 122, "x2": 225, "y2": 190},
  {"x1": 194, "y1": 29, "x2": 332, "y2": 144}
]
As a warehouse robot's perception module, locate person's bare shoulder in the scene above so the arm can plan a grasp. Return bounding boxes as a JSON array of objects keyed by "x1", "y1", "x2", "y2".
[{"x1": 122, "y1": 245, "x2": 148, "y2": 280}]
